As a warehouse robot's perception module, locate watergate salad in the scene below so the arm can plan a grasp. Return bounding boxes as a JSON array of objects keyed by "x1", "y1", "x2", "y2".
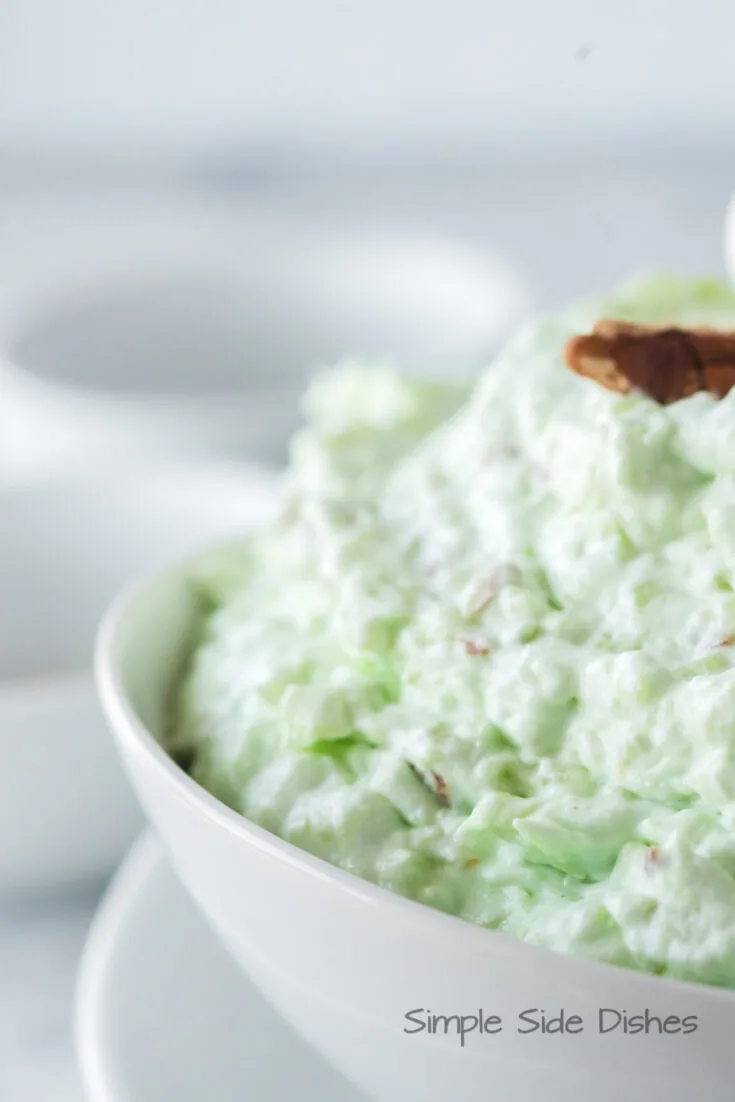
[{"x1": 171, "y1": 274, "x2": 735, "y2": 989}]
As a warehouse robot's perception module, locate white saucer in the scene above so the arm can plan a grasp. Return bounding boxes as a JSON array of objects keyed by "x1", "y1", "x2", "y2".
[{"x1": 75, "y1": 834, "x2": 367, "y2": 1101}]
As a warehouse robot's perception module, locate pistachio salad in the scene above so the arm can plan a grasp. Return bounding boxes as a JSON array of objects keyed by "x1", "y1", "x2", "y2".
[{"x1": 171, "y1": 274, "x2": 735, "y2": 989}]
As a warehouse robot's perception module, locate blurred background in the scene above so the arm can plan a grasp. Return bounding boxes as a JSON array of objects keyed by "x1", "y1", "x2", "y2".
[{"x1": 0, "y1": 2, "x2": 734, "y2": 1100}]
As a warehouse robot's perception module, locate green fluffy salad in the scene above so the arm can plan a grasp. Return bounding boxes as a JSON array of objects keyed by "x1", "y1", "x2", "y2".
[{"x1": 171, "y1": 275, "x2": 735, "y2": 989}]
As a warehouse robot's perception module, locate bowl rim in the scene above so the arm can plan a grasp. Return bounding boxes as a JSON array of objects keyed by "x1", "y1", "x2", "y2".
[{"x1": 96, "y1": 546, "x2": 735, "y2": 1008}]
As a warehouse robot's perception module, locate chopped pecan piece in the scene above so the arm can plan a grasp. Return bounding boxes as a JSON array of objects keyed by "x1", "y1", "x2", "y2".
[
  {"x1": 644, "y1": 845, "x2": 661, "y2": 872},
  {"x1": 563, "y1": 319, "x2": 735, "y2": 404},
  {"x1": 431, "y1": 770, "x2": 450, "y2": 804},
  {"x1": 466, "y1": 563, "x2": 522, "y2": 618},
  {"x1": 485, "y1": 443, "x2": 520, "y2": 462}
]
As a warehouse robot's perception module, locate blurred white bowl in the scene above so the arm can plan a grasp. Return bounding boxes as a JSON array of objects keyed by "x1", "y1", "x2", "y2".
[
  {"x1": 97, "y1": 547, "x2": 735, "y2": 1102},
  {"x1": 724, "y1": 196, "x2": 735, "y2": 285},
  {"x1": 0, "y1": 203, "x2": 526, "y2": 471},
  {"x1": 0, "y1": 463, "x2": 276, "y2": 892}
]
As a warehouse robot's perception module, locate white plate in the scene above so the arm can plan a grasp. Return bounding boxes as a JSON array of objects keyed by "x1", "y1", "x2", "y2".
[{"x1": 75, "y1": 834, "x2": 368, "y2": 1102}]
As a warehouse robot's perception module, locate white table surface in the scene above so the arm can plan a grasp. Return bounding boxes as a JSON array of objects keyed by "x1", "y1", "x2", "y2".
[{"x1": 0, "y1": 154, "x2": 731, "y2": 1102}]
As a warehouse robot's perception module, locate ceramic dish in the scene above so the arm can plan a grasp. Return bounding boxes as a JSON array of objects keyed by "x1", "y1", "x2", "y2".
[
  {"x1": 724, "y1": 195, "x2": 735, "y2": 288},
  {"x1": 96, "y1": 546, "x2": 735, "y2": 1102},
  {"x1": 75, "y1": 833, "x2": 366, "y2": 1102},
  {"x1": 0, "y1": 464, "x2": 276, "y2": 892},
  {"x1": 0, "y1": 200, "x2": 526, "y2": 471}
]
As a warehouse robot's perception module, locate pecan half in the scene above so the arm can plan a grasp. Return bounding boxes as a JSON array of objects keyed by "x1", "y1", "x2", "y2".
[{"x1": 563, "y1": 319, "x2": 735, "y2": 404}]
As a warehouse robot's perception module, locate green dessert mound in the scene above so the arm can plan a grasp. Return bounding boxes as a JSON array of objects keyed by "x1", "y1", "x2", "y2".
[{"x1": 171, "y1": 275, "x2": 735, "y2": 990}]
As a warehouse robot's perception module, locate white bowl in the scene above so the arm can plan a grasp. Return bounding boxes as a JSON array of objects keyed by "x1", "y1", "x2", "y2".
[
  {"x1": 0, "y1": 206, "x2": 526, "y2": 471},
  {"x1": 0, "y1": 464, "x2": 276, "y2": 892},
  {"x1": 97, "y1": 549, "x2": 735, "y2": 1102},
  {"x1": 725, "y1": 195, "x2": 735, "y2": 286}
]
